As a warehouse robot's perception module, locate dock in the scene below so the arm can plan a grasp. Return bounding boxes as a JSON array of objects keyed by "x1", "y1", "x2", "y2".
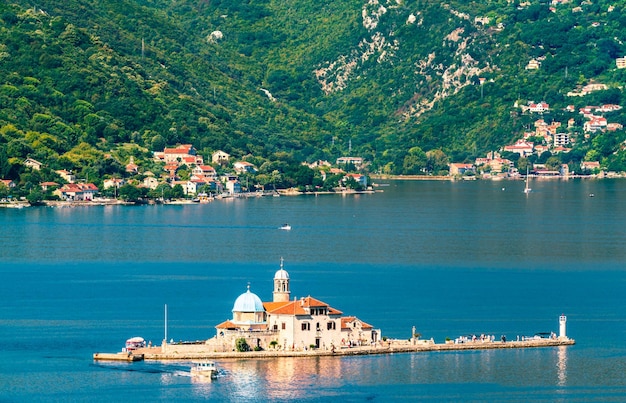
[
  {"x1": 92, "y1": 337, "x2": 574, "y2": 362},
  {"x1": 93, "y1": 352, "x2": 144, "y2": 362}
]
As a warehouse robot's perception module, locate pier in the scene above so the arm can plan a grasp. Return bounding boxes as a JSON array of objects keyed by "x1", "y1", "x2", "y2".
[
  {"x1": 94, "y1": 338, "x2": 575, "y2": 362},
  {"x1": 93, "y1": 352, "x2": 144, "y2": 362}
]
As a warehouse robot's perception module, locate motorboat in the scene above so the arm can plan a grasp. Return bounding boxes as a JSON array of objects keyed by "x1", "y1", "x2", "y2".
[
  {"x1": 190, "y1": 361, "x2": 218, "y2": 380},
  {"x1": 279, "y1": 224, "x2": 291, "y2": 230}
]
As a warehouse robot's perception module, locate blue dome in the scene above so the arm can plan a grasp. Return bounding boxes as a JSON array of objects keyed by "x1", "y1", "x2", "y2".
[{"x1": 232, "y1": 286, "x2": 264, "y2": 313}]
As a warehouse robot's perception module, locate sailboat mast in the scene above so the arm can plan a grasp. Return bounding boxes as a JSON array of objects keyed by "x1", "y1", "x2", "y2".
[{"x1": 164, "y1": 304, "x2": 168, "y2": 343}]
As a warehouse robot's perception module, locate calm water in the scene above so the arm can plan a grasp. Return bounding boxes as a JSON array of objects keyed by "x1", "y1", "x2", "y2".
[{"x1": 1, "y1": 179, "x2": 626, "y2": 402}]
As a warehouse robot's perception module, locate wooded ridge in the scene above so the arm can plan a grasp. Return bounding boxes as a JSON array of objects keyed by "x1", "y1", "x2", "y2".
[{"x1": 2, "y1": 0, "x2": 626, "y2": 186}]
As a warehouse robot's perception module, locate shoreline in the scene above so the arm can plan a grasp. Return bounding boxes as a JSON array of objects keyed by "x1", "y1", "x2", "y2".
[{"x1": 95, "y1": 338, "x2": 575, "y2": 362}]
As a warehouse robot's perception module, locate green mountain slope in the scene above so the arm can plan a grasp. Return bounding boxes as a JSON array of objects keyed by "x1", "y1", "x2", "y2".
[{"x1": 2, "y1": 0, "x2": 626, "y2": 181}]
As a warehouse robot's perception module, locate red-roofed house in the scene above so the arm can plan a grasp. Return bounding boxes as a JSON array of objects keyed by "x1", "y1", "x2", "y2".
[
  {"x1": 504, "y1": 140, "x2": 534, "y2": 156},
  {"x1": 1, "y1": 179, "x2": 15, "y2": 189},
  {"x1": 529, "y1": 101, "x2": 549, "y2": 113},
  {"x1": 584, "y1": 117, "x2": 607, "y2": 133},
  {"x1": 192, "y1": 165, "x2": 217, "y2": 179},
  {"x1": 449, "y1": 163, "x2": 475, "y2": 176},
  {"x1": 40, "y1": 182, "x2": 59, "y2": 191},
  {"x1": 126, "y1": 156, "x2": 138, "y2": 174},
  {"x1": 343, "y1": 173, "x2": 367, "y2": 187},
  {"x1": 55, "y1": 183, "x2": 98, "y2": 201}
]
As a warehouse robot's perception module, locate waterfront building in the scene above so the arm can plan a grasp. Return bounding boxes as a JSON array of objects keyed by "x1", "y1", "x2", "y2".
[
  {"x1": 213, "y1": 259, "x2": 380, "y2": 351},
  {"x1": 54, "y1": 183, "x2": 98, "y2": 201},
  {"x1": 449, "y1": 163, "x2": 475, "y2": 176}
]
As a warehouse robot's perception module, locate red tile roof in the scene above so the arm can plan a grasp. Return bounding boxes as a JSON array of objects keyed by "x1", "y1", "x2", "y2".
[
  {"x1": 215, "y1": 320, "x2": 238, "y2": 329},
  {"x1": 264, "y1": 296, "x2": 343, "y2": 316},
  {"x1": 341, "y1": 316, "x2": 373, "y2": 330}
]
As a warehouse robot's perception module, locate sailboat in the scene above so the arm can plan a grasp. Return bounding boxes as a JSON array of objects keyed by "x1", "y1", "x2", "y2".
[{"x1": 524, "y1": 167, "x2": 532, "y2": 194}]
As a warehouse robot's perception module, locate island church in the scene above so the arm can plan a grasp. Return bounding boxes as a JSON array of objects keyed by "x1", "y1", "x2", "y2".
[{"x1": 213, "y1": 259, "x2": 381, "y2": 351}]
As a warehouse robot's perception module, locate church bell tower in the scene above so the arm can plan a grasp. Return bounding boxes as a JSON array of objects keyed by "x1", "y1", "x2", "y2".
[{"x1": 273, "y1": 257, "x2": 290, "y2": 303}]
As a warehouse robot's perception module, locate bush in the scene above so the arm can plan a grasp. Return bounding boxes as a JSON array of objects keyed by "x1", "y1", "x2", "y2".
[{"x1": 235, "y1": 338, "x2": 249, "y2": 352}]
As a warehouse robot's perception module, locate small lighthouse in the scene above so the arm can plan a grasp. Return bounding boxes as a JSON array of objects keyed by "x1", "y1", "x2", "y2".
[{"x1": 559, "y1": 314, "x2": 567, "y2": 339}]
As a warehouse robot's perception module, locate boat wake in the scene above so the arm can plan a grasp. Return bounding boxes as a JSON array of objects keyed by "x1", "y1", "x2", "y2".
[{"x1": 91, "y1": 362, "x2": 188, "y2": 375}]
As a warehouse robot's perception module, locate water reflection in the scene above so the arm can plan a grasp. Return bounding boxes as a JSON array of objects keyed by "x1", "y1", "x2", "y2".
[
  {"x1": 220, "y1": 356, "x2": 346, "y2": 400},
  {"x1": 557, "y1": 345, "x2": 567, "y2": 387}
]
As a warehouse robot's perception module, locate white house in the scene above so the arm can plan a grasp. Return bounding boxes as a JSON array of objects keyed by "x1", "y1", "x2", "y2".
[
  {"x1": 143, "y1": 177, "x2": 159, "y2": 190},
  {"x1": 24, "y1": 158, "x2": 43, "y2": 170},
  {"x1": 233, "y1": 161, "x2": 257, "y2": 174},
  {"x1": 103, "y1": 178, "x2": 125, "y2": 190},
  {"x1": 529, "y1": 101, "x2": 549, "y2": 113},
  {"x1": 336, "y1": 157, "x2": 364, "y2": 167},
  {"x1": 343, "y1": 173, "x2": 367, "y2": 187},
  {"x1": 212, "y1": 150, "x2": 230, "y2": 164},
  {"x1": 192, "y1": 165, "x2": 217, "y2": 179},
  {"x1": 225, "y1": 180, "x2": 242, "y2": 194},
  {"x1": 56, "y1": 170, "x2": 76, "y2": 184},
  {"x1": 54, "y1": 183, "x2": 98, "y2": 201}
]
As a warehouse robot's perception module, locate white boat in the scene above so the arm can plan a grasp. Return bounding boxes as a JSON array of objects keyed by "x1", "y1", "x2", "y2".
[
  {"x1": 190, "y1": 361, "x2": 218, "y2": 379},
  {"x1": 279, "y1": 224, "x2": 291, "y2": 230}
]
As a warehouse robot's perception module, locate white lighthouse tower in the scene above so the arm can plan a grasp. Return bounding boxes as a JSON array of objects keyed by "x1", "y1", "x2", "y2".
[{"x1": 559, "y1": 314, "x2": 567, "y2": 339}]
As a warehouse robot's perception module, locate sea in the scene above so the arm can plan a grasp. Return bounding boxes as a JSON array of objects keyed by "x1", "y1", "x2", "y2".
[{"x1": 1, "y1": 179, "x2": 626, "y2": 402}]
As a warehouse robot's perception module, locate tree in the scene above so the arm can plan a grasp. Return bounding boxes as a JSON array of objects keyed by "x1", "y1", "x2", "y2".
[
  {"x1": 26, "y1": 188, "x2": 44, "y2": 205},
  {"x1": 0, "y1": 183, "x2": 9, "y2": 199},
  {"x1": 517, "y1": 157, "x2": 530, "y2": 172},
  {"x1": 426, "y1": 150, "x2": 450, "y2": 175},
  {"x1": 402, "y1": 147, "x2": 427, "y2": 174},
  {"x1": 235, "y1": 338, "x2": 249, "y2": 352},
  {"x1": 171, "y1": 184, "x2": 185, "y2": 199},
  {"x1": 118, "y1": 184, "x2": 142, "y2": 202},
  {"x1": 151, "y1": 135, "x2": 166, "y2": 152},
  {"x1": 545, "y1": 156, "x2": 561, "y2": 171}
]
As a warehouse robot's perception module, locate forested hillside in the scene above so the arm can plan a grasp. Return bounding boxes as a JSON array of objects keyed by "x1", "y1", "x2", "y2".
[{"x1": 2, "y1": 0, "x2": 626, "y2": 184}]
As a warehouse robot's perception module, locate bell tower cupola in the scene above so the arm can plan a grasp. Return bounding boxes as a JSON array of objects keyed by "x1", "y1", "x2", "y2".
[{"x1": 273, "y1": 257, "x2": 291, "y2": 303}]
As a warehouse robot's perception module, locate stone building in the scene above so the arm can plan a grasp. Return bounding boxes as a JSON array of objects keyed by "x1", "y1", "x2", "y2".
[{"x1": 212, "y1": 259, "x2": 380, "y2": 352}]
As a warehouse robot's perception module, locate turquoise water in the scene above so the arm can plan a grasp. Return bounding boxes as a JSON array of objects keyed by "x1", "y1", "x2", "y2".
[{"x1": 1, "y1": 179, "x2": 626, "y2": 402}]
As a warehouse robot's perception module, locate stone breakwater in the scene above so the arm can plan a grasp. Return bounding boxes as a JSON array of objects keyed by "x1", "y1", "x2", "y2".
[{"x1": 125, "y1": 338, "x2": 575, "y2": 361}]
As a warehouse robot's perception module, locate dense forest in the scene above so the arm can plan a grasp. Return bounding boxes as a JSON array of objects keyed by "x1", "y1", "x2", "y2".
[{"x1": 2, "y1": 0, "x2": 626, "y2": 192}]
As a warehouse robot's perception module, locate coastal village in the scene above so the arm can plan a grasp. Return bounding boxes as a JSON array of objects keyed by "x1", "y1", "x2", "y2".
[
  {"x1": 0, "y1": 145, "x2": 370, "y2": 206},
  {"x1": 3, "y1": 75, "x2": 626, "y2": 205},
  {"x1": 94, "y1": 259, "x2": 574, "y2": 362},
  {"x1": 450, "y1": 79, "x2": 626, "y2": 180}
]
